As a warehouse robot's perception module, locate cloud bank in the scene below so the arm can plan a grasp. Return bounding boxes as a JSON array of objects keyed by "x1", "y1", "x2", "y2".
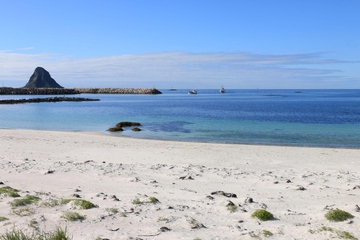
[{"x1": 0, "y1": 51, "x2": 355, "y2": 89}]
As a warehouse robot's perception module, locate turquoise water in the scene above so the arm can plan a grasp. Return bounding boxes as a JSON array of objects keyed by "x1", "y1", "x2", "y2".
[{"x1": 1, "y1": 89, "x2": 359, "y2": 148}]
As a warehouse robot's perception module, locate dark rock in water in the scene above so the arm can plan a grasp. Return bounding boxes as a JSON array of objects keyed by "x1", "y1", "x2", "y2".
[
  {"x1": 107, "y1": 127, "x2": 124, "y2": 132},
  {"x1": 132, "y1": 127, "x2": 141, "y2": 131},
  {"x1": 24, "y1": 67, "x2": 63, "y2": 88},
  {"x1": 108, "y1": 121, "x2": 141, "y2": 133},
  {"x1": 116, "y1": 122, "x2": 141, "y2": 128}
]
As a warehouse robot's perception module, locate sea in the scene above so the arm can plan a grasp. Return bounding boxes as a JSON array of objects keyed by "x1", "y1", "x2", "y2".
[{"x1": 1, "y1": 89, "x2": 360, "y2": 148}]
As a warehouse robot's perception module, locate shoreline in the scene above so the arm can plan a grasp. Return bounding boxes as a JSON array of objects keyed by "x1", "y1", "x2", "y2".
[
  {"x1": 0, "y1": 129, "x2": 359, "y2": 239},
  {"x1": 3, "y1": 127, "x2": 359, "y2": 150}
]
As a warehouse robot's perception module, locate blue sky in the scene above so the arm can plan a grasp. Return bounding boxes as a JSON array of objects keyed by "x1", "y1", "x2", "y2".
[{"x1": 1, "y1": 0, "x2": 359, "y2": 89}]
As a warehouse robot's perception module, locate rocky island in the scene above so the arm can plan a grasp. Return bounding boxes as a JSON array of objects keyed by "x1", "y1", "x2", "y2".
[{"x1": 0, "y1": 67, "x2": 162, "y2": 95}]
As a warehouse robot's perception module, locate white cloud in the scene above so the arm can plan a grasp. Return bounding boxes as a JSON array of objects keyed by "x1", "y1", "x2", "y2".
[{"x1": 0, "y1": 50, "x2": 356, "y2": 89}]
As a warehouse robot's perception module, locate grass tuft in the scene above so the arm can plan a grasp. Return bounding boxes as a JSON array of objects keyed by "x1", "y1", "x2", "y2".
[
  {"x1": 132, "y1": 198, "x2": 142, "y2": 205},
  {"x1": 12, "y1": 207, "x2": 34, "y2": 217},
  {"x1": 0, "y1": 186, "x2": 20, "y2": 198},
  {"x1": 263, "y1": 229, "x2": 273, "y2": 237},
  {"x1": 9, "y1": 195, "x2": 40, "y2": 207},
  {"x1": 0, "y1": 217, "x2": 9, "y2": 222},
  {"x1": 325, "y1": 209, "x2": 354, "y2": 222},
  {"x1": 309, "y1": 226, "x2": 357, "y2": 239},
  {"x1": 132, "y1": 197, "x2": 160, "y2": 205},
  {"x1": 251, "y1": 209, "x2": 274, "y2": 221},
  {"x1": 107, "y1": 208, "x2": 119, "y2": 214},
  {"x1": 149, "y1": 197, "x2": 159, "y2": 203},
  {"x1": 73, "y1": 199, "x2": 97, "y2": 209},
  {"x1": 0, "y1": 226, "x2": 72, "y2": 240},
  {"x1": 227, "y1": 204, "x2": 237, "y2": 213},
  {"x1": 61, "y1": 211, "x2": 85, "y2": 222}
]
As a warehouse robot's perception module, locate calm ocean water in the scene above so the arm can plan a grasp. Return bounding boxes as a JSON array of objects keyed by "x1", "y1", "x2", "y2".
[{"x1": 1, "y1": 89, "x2": 360, "y2": 148}]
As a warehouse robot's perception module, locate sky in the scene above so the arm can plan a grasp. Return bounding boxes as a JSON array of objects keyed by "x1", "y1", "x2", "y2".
[{"x1": 1, "y1": 0, "x2": 359, "y2": 89}]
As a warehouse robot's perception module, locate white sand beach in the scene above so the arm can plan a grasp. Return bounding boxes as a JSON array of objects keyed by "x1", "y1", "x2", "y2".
[{"x1": 0, "y1": 129, "x2": 359, "y2": 239}]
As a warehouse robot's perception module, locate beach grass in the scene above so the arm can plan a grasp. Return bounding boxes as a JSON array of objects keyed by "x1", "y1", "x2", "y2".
[
  {"x1": 309, "y1": 226, "x2": 357, "y2": 239},
  {"x1": 12, "y1": 207, "x2": 34, "y2": 217},
  {"x1": 0, "y1": 186, "x2": 20, "y2": 198},
  {"x1": 148, "y1": 196, "x2": 159, "y2": 203},
  {"x1": 0, "y1": 226, "x2": 71, "y2": 240},
  {"x1": 251, "y1": 209, "x2": 274, "y2": 221},
  {"x1": 325, "y1": 209, "x2": 354, "y2": 222},
  {"x1": 132, "y1": 196, "x2": 159, "y2": 205},
  {"x1": 72, "y1": 199, "x2": 97, "y2": 209},
  {"x1": 61, "y1": 211, "x2": 85, "y2": 222},
  {"x1": 9, "y1": 195, "x2": 40, "y2": 207}
]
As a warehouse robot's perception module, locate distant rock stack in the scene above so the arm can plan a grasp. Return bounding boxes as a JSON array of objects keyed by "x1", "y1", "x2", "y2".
[{"x1": 23, "y1": 67, "x2": 63, "y2": 88}]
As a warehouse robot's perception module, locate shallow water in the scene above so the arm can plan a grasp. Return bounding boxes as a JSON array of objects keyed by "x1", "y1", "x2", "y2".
[{"x1": 1, "y1": 89, "x2": 359, "y2": 148}]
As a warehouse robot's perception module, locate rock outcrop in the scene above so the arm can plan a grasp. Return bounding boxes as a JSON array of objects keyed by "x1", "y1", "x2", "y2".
[
  {"x1": 23, "y1": 67, "x2": 63, "y2": 88},
  {"x1": 107, "y1": 122, "x2": 142, "y2": 132}
]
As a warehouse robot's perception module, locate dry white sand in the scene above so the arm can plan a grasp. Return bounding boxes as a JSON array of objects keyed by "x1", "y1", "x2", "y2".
[{"x1": 0, "y1": 129, "x2": 359, "y2": 239}]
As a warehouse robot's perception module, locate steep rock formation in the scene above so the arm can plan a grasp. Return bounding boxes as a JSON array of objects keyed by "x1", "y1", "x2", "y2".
[{"x1": 23, "y1": 67, "x2": 63, "y2": 88}]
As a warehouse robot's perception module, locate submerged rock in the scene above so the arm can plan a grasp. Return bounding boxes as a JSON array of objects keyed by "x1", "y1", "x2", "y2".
[
  {"x1": 116, "y1": 122, "x2": 141, "y2": 128},
  {"x1": 107, "y1": 127, "x2": 123, "y2": 132}
]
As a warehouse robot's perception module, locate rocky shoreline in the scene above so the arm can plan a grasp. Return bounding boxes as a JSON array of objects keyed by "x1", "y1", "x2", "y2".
[
  {"x1": 0, "y1": 96, "x2": 100, "y2": 104},
  {"x1": 0, "y1": 87, "x2": 162, "y2": 95}
]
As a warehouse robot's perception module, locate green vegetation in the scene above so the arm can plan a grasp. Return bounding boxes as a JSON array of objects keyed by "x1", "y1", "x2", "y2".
[
  {"x1": 0, "y1": 226, "x2": 71, "y2": 240},
  {"x1": 40, "y1": 199, "x2": 62, "y2": 208},
  {"x1": 227, "y1": 204, "x2": 238, "y2": 213},
  {"x1": 251, "y1": 209, "x2": 274, "y2": 221},
  {"x1": 0, "y1": 217, "x2": 9, "y2": 222},
  {"x1": 60, "y1": 199, "x2": 72, "y2": 205},
  {"x1": 0, "y1": 186, "x2": 20, "y2": 198},
  {"x1": 325, "y1": 209, "x2": 354, "y2": 222},
  {"x1": 132, "y1": 196, "x2": 160, "y2": 205},
  {"x1": 263, "y1": 230, "x2": 273, "y2": 237},
  {"x1": 149, "y1": 197, "x2": 159, "y2": 203},
  {"x1": 61, "y1": 211, "x2": 85, "y2": 222},
  {"x1": 157, "y1": 217, "x2": 169, "y2": 222},
  {"x1": 29, "y1": 219, "x2": 39, "y2": 229},
  {"x1": 9, "y1": 195, "x2": 40, "y2": 207},
  {"x1": 73, "y1": 199, "x2": 97, "y2": 209},
  {"x1": 41, "y1": 198, "x2": 96, "y2": 209},
  {"x1": 132, "y1": 198, "x2": 142, "y2": 205},
  {"x1": 309, "y1": 226, "x2": 357, "y2": 239},
  {"x1": 106, "y1": 208, "x2": 119, "y2": 214},
  {"x1": 12, "y1": 207, "x2": 34, "y2": 217}
]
